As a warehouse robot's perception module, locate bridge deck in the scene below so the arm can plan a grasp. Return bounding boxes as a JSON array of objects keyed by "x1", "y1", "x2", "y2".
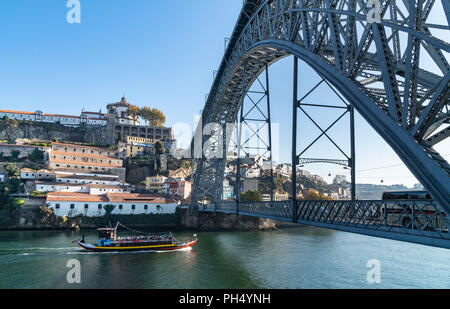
[{"x1": 198, "y1": 200, "x2": 450, "y2": 249}]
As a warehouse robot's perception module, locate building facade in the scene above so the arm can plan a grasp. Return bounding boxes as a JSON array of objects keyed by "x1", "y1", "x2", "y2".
[
  {"x1": 0, "y1": 110, "x2": 107, "y2": 127},
  {"x1": 145, "y1": 175, "x2": 168, "y2": 194},
  {"x1": 46, "y1": 192, "x2": 178, "y2": 217},
  {"x1": 48, "y1": 143, "x2": 126, "y2": 180},
  {"x1": 118, "y1": 136, "x2": 157, "y2": 159}
]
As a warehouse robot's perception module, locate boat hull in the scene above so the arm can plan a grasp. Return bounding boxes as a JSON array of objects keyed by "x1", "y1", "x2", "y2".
[{"x1": 78, "y1": 239, "x2": 197, "y2": 253}]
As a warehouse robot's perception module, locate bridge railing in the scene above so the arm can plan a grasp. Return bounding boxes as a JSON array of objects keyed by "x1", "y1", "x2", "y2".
[
  {"x1": 200, "y1": 200, "x2": 449, "y2": 240},
  {"x1": 295, "y1": 200, "x2": 449, "y2": 236},
  {"x1": 239, "y1": 201, "x2": 293, "y2": 220}
]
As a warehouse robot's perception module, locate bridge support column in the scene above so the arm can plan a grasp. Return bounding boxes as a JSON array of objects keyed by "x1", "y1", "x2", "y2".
[
  {"x1": 292, "y1": 56, "x2": 298, "y2": 223},
  {"x1": 265, "y1": 64, "x2": 275, "y2": 202},
  {"x1": 350, "y1": 104, "x2": 356, "y2": 201}
]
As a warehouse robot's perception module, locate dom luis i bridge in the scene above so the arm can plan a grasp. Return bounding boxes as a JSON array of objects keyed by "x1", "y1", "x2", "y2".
[{"x1": 187, "y1": 0, "x2": 450, "y2": 249}]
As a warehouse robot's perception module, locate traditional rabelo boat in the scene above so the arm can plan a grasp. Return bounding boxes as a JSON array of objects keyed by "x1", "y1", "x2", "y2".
[{"x1": 76, "y1": 222, "x2": 197, "y2": 253}]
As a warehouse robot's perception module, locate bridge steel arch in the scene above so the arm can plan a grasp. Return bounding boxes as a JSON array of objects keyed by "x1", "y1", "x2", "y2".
[{"x1": 191, "y1": 0, "x2": 450, "y2": 216}]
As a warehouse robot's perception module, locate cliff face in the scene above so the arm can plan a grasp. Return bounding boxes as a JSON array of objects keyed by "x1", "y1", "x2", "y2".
[
  {"x1": 9, "y1": 205, "x2": 182, "y2": 231},
  {"x1": 0, "y1": 121, "x2": 113, "y2": 146}
]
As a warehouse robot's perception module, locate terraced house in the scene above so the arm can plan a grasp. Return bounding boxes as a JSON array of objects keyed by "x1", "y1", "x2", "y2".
[{"x1": 48, "y1": 143, "x2": 126, "y2": 180}]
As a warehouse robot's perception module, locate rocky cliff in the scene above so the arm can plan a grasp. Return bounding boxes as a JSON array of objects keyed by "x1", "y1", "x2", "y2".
[{"x1": 0, "y1": 121, "x2": 113, "y2": 146}]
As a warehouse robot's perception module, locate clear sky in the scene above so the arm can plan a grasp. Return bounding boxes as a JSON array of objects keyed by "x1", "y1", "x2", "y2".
[{"x1": 0, "y1": 0, "x2": 448, "y2": 187}]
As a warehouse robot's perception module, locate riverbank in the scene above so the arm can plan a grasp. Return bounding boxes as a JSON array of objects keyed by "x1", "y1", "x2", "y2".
[{"x1": 2, "y1": 206, "x2": 278, "y2": 232}]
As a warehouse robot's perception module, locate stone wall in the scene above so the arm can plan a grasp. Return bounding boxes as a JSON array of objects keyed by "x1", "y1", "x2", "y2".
[
  {"x1": 0, "y1": 121, "x2": 114, "y2": 146},
  {"x1": 180, "y1": 209, "x2": 276, "y2": 231},
  {"x1": 0, "y1": 144, "x2": 47, "y2": 159}
]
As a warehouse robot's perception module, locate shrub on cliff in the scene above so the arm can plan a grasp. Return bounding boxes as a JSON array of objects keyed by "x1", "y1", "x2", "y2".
[
  {"x1": 241, "y1": 190, "x2": 263, "y2": 202},
  {"x1": 5, "y1": 163, "x2": 20, "y2": 177},
  {"x1": 28, "y1": 148, "x2": 44, "y2": 162}
]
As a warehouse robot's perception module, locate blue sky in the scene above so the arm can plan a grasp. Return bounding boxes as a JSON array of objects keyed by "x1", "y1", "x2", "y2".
[{"x1": 0, "y1": 0, "x2": 447, "y2": 187}]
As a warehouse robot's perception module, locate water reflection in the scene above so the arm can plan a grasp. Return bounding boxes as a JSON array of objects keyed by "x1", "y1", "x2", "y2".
[{"x1": 0, "y1": 228, "x2": 448, "y2": 289}]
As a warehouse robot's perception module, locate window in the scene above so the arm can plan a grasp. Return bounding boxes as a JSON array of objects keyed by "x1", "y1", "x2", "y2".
[
  {"x1": 132, "y1": 205, "x2": 136, "y2": 210},
  {"x1": 55, "y1": 204, "x2": 60, "y2": 209},
  {"x1": 119, "y1": 205, "x2": 123, "y2": 210},
  {"x1": 84, "y1": 204, "x2": 89, "y2": 210},
  {"x1": 156, "y1": 205, "x2": 161, "y2": 211},
  {"x1": 70, "y1": 204, "x2": 75, "y2": 209},
  {"x1": 98, "y1": 204, "x2": 102, "y2": 210},
  {"x1": 144, "y1": 205, "x2": 148, "y2": 210}
]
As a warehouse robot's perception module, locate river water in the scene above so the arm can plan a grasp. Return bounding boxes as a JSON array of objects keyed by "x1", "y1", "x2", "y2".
[{"x1": 0, "y1": 226, "x2": 448, "y2": 289}]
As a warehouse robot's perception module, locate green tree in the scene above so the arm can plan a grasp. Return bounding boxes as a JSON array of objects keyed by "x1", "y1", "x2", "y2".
[
  {"x1": 28, "y1": 148, "x2": 44, "y2": 162},
  {"x1": 155, "y1": 141, "x2": 165, "y2": 155},
  {"x1": 5, "y1": 163, "x2": 19, "y2": 177},
  {"x1": 139, "y1": 107, "x2": 153, "y2": 126},
  {"x1": 127, "y1": 105, "x2": 141, "y2": 123},
  {"x1": 241, "y1": 190, "x2": 262, "y2": 202},
  {"x1": 304, "y1": 191, "x2": 333, "y2": 201},
  {"x1": 10, "y1": 150, "x2": 20, "y2": 160},
  {"x1": 103, "y1": 205, "x2": 116, "y2": 216},
  {"x1": 140, "y1": 107, "x2": 166, "y2": 127},
  {"x1": 11, "y1": 198, "x2": 25, "y2": 208}
]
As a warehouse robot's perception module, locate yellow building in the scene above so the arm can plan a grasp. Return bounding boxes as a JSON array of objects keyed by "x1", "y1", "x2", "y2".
[
  {"x1": 118, "y1": 136, "x2": 156, "y2": 159},
  {"x1": 274, "y1": 192, "x2": 289, "y2": 201},
  {"x1": 146, "y1": 175, "x2": 167, "y2": 194}
]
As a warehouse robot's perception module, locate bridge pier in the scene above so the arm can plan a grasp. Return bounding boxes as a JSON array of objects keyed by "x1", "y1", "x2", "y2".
[{"x1": 180, "y1": 209, "x2": 276, "y2": 232}]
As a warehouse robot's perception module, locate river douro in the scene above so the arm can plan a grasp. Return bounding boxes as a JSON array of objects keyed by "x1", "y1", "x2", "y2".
[{"x1": 0, "y1": 226, "x2": 448, "y2": 289}]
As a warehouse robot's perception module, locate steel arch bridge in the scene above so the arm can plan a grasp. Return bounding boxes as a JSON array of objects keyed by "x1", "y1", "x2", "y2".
[{"x1": 190, "y1": 0, "x2": 450, "y2": 248}]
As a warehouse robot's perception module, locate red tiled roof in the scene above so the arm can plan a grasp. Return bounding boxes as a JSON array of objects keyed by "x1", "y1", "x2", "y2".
[
  {"x1": 0, "y1": 109, "x2": 108, "y2": 121},
  {"x1": 52, "y1": 142, "x2": 115, "y2": 152},
  {"x1": 46, "y1": 192, "x2": 176, "y2": 204},
  {"x1": 51, "y1": 150, "x2": 120, "y2": 161},
  {"x1": 49, "y1": 158, "x2": 123, "y2": 168},
  {"x1": 0, "y1": 110, "x2": 35, "y2": 115}
]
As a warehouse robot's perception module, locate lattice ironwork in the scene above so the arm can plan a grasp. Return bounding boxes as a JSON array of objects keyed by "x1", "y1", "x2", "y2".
[
  {"x1": 192, "y1": 0, "x2": 449, "y2": 212},
  {"x1": 191, "y1": 0, "x2": 450, "y2": 237},
  {"x1": 202, "y1": 200, "x2": 450, "y2": 249}
]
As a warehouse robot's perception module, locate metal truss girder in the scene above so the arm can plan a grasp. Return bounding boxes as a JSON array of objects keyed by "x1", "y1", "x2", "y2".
[
  {"x1": 191, "y1": 0, "x2": 450, "y2": 216},
  {"x1": 208, "y1": 200, "x2": 450, "y2": 249},
  {"x1": 298, "y1": 157, "x2": 350, "y2": 167}
]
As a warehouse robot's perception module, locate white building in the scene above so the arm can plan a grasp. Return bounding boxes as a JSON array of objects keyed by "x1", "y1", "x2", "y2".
[
  {"x1": 107, "y1": 97, "x2": 140, "y2": 126},
  {"x1": 35, "y1": 181, "x2": 126, "y2": 195},
  {"x1": 55, "y1": 175, "x2": 122, "y2": 186},
  {"x1": 277, "y1": 164, "x2": 293, "y2": 177},
  {"x1": 0, "y1": 109, "x2": 107, "y2": 127},
  {"x1": 46, "y1": 192, "x2": 178, "y2": 217},
  {"x1": 21, "y1": 169, "x2": 56, "y2": 181}
]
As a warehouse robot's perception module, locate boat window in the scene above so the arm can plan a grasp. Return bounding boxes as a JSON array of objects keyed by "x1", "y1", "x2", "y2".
[{"x1": 70, "y1": 204, "x2": 75, "y2": 209}]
